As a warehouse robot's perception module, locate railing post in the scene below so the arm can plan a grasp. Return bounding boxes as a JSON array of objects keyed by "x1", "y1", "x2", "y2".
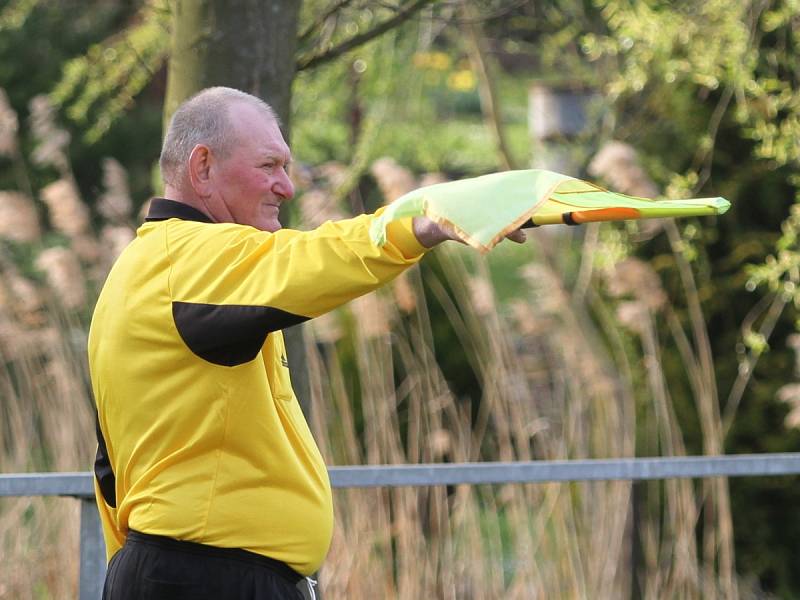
[{"x1": 79, "y1": 497, "x2": 106, "y2": 600}]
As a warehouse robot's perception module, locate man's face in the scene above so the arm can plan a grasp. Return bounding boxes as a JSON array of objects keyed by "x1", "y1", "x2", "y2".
[{"x1": 209, "y1": 103, "x2": 294, "y2": 232}]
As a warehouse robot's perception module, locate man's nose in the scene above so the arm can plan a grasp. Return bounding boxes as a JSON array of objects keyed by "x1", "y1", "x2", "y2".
[{"x1": 274, "y1": 169, "x2": 295, "y2": 200}]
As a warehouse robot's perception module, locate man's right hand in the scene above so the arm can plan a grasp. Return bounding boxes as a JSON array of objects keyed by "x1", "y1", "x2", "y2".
[{"x1": 412, "y1": 216, "x2": 526, "y2": 248}]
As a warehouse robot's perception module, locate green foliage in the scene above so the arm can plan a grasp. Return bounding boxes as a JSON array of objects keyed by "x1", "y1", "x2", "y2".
[
  {"x1": 747, "y1": 200, "x2": 800, "y2": 309},
  {"x1": 292, "y1": 2, "x2": 537, "y2": 175},
  {"x1": 0, "y1": 0, "x2": 163, "y2": 207},
  {"x1": 0, "y1": 0, "x2": 37, "y2": 31},
  {"x1": 50, "y1": 0, "x2": 170, "y2": 143}
]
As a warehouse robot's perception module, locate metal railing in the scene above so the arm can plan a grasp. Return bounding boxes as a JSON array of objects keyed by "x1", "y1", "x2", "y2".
[{"x1": 3, "y1": 453, "x2": 800, "y2": 600}]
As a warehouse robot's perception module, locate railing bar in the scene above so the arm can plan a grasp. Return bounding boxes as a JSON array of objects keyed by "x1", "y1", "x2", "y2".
[
  {"x1": 3, "y1": 453, "x2": 800, "y2": 496},
  {"x1": 329, "y1": 454, "x2": 800, "y2": 487},
  {"x1": 0, "y1": 472, "x2": 92, "y2": 497}
]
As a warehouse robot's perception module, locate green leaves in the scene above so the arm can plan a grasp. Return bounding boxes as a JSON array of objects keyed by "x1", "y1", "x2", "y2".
[
  {"x1": 747, "y1": 202, "x2": 800, "y2": 311},
  {"x1": 49, "y1": 0, "x2": 169, "y2": 143}
]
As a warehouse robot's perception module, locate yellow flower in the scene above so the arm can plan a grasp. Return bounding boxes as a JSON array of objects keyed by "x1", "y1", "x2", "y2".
[
  {"x1": 412, "y1": 51, "x2": 451, "y2": 71},
  {"x1": 447, "y1": 70, "x2": 476, "y2": 91}
]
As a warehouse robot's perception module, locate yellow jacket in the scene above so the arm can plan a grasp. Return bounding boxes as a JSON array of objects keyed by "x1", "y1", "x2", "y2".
[{"x1": 89, "y1": 198, "x2": 426, "y2": 575}]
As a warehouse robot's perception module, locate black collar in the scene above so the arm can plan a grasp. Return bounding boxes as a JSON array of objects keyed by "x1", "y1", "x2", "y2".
[{"x1": 145, "y1": 198, "x2": 214, "y2": 224}]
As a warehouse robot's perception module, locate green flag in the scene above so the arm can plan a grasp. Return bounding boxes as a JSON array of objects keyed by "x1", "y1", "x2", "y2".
[{"x1": 370, "y1": 169, "x2": 730, "y2": 253}]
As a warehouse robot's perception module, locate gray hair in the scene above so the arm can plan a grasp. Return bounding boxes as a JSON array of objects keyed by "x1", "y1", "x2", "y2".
[{"x1": 159, "y1": 87, "x2": 278, "y2": 185}]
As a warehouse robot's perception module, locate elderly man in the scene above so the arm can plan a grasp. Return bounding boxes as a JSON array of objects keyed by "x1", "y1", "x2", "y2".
[{"x1": 89, "y1": 86, "x2": 523, "y2": 600}]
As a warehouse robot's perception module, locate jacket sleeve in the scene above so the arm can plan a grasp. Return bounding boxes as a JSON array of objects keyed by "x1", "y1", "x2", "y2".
[
  {"x1": 168, "y1": 211, "x2": 425, "y2": 313},
  {"x1": 163, "y1": 213, "x2": 426, "y2": 365}
]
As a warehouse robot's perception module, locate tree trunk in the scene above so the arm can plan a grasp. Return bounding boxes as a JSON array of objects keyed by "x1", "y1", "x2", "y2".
[
  {"x1": 164, "y1": 0, "x2": 299, "y2": 124},
  {"x1": 163, "y1": 0, "x2": 311, "y2": 414}
]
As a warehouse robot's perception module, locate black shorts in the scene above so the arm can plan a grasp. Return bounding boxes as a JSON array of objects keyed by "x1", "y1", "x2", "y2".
[{"x1": 102, "y1": 531, "x2": 307, "y2": 600}]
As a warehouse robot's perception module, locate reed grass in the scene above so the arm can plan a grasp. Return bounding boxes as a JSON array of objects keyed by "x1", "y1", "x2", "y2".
[
  {"x1": 0, "y1": 93, "x2": 132, "y2": 600},
  {"x1": 0, "y1": 101, "x2": 775, "y2": 598}
]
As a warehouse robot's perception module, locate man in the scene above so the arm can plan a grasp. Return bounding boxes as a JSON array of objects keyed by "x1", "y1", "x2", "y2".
[{"x1": 89, "y1": 86, "x2": 524, "y2": 600}]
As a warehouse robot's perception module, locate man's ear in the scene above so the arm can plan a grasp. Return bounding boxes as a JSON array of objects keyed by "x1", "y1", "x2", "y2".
[{"x1": 188, "y1": 144, "x2": 213, "y2": 197}]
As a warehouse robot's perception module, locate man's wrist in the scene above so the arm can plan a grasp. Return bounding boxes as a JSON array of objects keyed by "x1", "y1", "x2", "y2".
[{"x1": 385, "y1": 217, "x2": 429, "y2": 257}]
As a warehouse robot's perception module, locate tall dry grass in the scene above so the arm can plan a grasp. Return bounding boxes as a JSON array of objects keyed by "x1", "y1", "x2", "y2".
[
  {"x1": 304, "y1": 241, "x2": 635, "y2": 598},
  {"x1": 0, "y1": 95, "x2": 773, "y2": 598},
  {"x1": 0, "y1": 92, "x2": 134, "y2": 600},
  {"x1": 297, "y1": 157, "x2": 764, "y2": 599}
]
